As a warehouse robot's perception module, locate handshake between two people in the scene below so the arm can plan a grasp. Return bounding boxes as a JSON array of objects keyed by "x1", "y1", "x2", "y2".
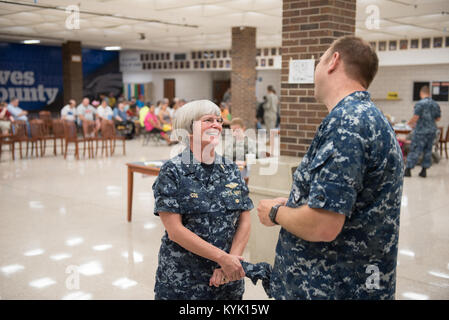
[
  {"x1": 209, "y1": 197, "x2": 288, "y2": 288},
  {"x1": 209, "y1": 254, "x2": 245, "y2": 287}
]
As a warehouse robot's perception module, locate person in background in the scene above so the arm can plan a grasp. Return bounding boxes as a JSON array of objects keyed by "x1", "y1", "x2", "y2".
[
  {"x1": 97, "y1": 100, "x2": 113, "y2": 121},
  {"x1": 76, "y1": 97, "x2": 99, "y2": 132},
  {"x1": 154, "y1": 100, "x2": 163, "y2": 116},
  {"x1": 126, "y1": 104, "x2": 138, "y2": 121},
  {"x1": 169, "y1": 98, "x2": 178, "y2": 118},
  {"x1": 7, "y1": 97, "x2": 30, "y2": 135},
  {"x1": 263, "y1": 85, "x2": 278, "y2": 133},
  {"x1": 158, "y1": 101, "x2": 172, "y2": 132},
  {"x1": 256, "y1": 96, "x2": 266, "y2": 130},
  {"x1": 222, "y1": 88, "x2": 231, "y2": 104},
  {"x1": 139, "y1": 103, "x2": 150, "y2": 129},
  {"x1": 0, "y1": 101, "x2": 14, "y2": 134},
  {"x1": 220, "y1": 102, "x2": 231, "y2": 129},
  {"x1": 7, "y1": 98, "x2": 28, "y2": 121},
  {"x1": 144, "y1": 104, "x2": 175, "y2": 145},
  {"x1": 108, "y1": 92, "x2": 116, "y2": 108},
  {"x1": 114, "y1": 102, "x2": 135, "y2": 139},
  {"x1": 224, "y1": 117, "x2": 258, "y2": 185},
  {"x1": 61, "y1": 99, "x2": 77, "y2": 122},
  {"x1": 136, "y1": 95, "x2": 145, "y2": 109},
  {"x1": 173, "y1": 98, "x2": 186, "y2": 119},
  {"x1": 404, "y1": 85, "x2": 441, "y2": 178}
]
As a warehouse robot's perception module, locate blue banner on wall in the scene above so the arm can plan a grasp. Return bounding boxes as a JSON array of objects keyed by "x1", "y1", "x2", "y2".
[
  {"x1": 0, "y1": 42, "x2": 63, "y2": 111},
  {"x1": 82, "y1": 48, "x2": 122, "y2": 99},
  {"x1": 0, "y1": 43, "x2": 122, "y2": 112}
]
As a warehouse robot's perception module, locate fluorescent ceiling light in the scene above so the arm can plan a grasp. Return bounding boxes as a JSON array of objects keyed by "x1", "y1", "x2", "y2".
[
  {"x1": 29, "y1": 277, "x2": 56, "y2": 289},
  {"x1": 104, "y1": 46, "x2": 121, "y2": 51},
  {"x1": 112, "y1": 277, "x2": 137, "y2": 289},
  {"x1": 1, "y1": 264, "x2": 25, "y2": 275},
  {"x1": 23, "y1": 40, "x2": 40, "y2": 44},
  {"x1": 24, "y1": 248, "x2": 45, "y2": 256}
]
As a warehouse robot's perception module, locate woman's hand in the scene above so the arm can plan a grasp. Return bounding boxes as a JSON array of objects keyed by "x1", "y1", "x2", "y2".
[
  {"x1": 217, "y1": 253, "x2": 245, "y2": 281},
  {"x1": 209, "y1": 268, "x2": 228, "y2": 287}
]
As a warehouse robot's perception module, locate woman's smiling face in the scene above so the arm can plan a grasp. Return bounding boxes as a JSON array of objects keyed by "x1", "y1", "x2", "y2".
[{"x1": 194, "y1": 114, "x2": 223, "y2": 147}]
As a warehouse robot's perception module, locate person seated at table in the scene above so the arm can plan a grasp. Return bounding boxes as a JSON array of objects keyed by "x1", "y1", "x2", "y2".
[
  {"x1": 0, "y1": 102, "x2": 14, "y2": 134},
  {"x1": 152, "y1": 99, "x2": 253, "y2": 300},
  {"x1": 144, "y1": 104, "x2": 175, "y2": 145},
  {"x1": 114, "y1": 102, "x2": 135, "y2": 139},
  {"x1": 61, "y1": 99, "x2": 77, "y2": 122}
]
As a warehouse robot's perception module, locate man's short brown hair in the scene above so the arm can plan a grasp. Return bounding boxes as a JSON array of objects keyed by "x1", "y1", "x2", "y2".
[
  {"x1": 230, "y1": 117, "x2": 245, "y2": 128},
  {"x1": 328, "y1": 36, "x2": 379, "y2": 89},
  {"x1": 420, "y1": 85, "x2": 430, "y2": 95}
]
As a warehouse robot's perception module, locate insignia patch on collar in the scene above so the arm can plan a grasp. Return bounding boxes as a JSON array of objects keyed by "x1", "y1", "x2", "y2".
[
  {"x1": 225, "y1": 183, "x2": 238, "y2": 189},
  {"x1": 190, "y1": 192, "x2": 198, "y2": 198}
]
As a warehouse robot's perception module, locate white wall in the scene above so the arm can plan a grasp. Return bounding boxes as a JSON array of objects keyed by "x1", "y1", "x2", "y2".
[
  {"x1": 378, "y1": 48, "x2": 449, "y2": 67},
  {"x1": 122, "y1": 69, "x2": 282, "y2": 105},
  {"x1": 150, "y1": 71, "x2": 213, "y2": 102},
  {"x1": 255, "y1": 70, "x2": 281, "y2": 103},
  {"x1": 122, "y1": 71, "x2": 213, "y2": 102},
  {"x1": 369, "y1": 64, "x2": 449, "y2": 129}
]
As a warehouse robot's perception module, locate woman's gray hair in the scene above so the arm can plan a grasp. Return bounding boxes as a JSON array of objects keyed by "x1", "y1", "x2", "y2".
[{"x1": 172, "y1": 99, "x2": 220, "y2": 135}]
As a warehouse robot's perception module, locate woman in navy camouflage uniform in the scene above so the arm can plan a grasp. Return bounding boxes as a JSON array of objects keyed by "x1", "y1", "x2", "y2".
[{"x1": 152, "y1": 100, "x2": 254, "y2": 299}]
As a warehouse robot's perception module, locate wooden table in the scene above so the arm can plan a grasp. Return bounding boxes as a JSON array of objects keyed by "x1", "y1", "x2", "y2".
[
  {"x1": 394, "y1": 129, "x2": 412, "y2": 135},
  {"x1": 126, "y1": 161, "x2": 163, "y2": 222}
]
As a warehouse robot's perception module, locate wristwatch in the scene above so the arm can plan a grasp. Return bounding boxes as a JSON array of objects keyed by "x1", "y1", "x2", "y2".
[{"x1": 269, "y1": 204, "x2": 281, "y2": 225}]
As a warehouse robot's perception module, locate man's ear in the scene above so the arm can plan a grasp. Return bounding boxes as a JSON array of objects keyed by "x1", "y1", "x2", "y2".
[{"x1": 327, "y1": 51, "x2": 340, "y2": 74}]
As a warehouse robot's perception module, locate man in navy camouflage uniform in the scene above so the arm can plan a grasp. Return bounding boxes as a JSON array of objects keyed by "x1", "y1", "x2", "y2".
[
  {"x1": 152, "y1": 100, "x2": 254, "y2": 300},
  {"x1": 257, "y1": 36, "x2": 404, "y2": 300},
  {"x1": 404, "y1": 85, "x2": 441, "y2": 178}
]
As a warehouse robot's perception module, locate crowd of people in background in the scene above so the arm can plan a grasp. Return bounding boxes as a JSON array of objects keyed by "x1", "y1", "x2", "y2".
[{"x1": 0, "y1": 85, "x2": 281, "y2": 144}]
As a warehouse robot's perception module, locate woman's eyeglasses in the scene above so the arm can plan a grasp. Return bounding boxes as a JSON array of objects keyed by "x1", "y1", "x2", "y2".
[{"x1": 201, "y1": 117, "x2": 224, "y2": 125}]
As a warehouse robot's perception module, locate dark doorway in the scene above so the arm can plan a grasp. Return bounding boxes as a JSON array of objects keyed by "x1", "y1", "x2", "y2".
[
  {"x1": 163, "y1": 79, "x2": 175, "y2": 104},
  {"x1": 213, "y1": 80, "x2": 230, "y2": 104}
]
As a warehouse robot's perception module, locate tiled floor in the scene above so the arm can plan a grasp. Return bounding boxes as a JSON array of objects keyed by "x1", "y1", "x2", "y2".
[{"x1": 1, "y1": 139, "x2": 448, "y2": 300}]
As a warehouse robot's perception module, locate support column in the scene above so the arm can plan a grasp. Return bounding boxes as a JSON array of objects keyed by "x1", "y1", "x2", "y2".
[
  {"x1": 280, "y1": 0, "x2": 356, "y2": 156},
  {"x1": 230, "y1": 26, "x2": 257, "y2": 129},
  {"x1": 62, "y1": 41, "x2": 83, "y2": 105}
]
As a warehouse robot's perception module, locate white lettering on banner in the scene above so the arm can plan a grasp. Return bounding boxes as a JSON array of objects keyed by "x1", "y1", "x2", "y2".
[{"x1": 0, "y1": 70, "x2": 58, "y2": 105}]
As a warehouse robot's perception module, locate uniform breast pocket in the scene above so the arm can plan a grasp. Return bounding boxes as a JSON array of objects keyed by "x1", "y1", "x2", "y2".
[
  {"x1": 309, "y1": 145, "x2": 335, "y2": 173},
  {"x1": 179, "y1": 193, "x2": 211, "y2": 214},
  {"x1": 221, "y1": 189, "x2": 244, "y2": 212}
]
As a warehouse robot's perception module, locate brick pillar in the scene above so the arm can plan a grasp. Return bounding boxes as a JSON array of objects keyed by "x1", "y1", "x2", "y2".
[
  {"x1": 62, "y1": 41, "x2": 83, "y2": 105},
  {"x1": 280, "y1": 0, "x2": 356, "y2": 156},
  {"x1": 231, "y1": 26, "x2": 257, "y2": 129}
]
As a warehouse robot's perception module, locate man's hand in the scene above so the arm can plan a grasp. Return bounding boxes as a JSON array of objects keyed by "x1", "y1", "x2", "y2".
[
  {"x1": 257, "y1": 198, "x2": 287, "y2": 227},
  {"x1": 217, "y1": 254, "x2": 245, "y2": 282}
]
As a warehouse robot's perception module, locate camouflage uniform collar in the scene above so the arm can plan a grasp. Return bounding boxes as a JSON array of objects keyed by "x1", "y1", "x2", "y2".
[
  {"x1": 179, "y1": 148, "x2": 229, "y2": 178},
  {"x1": 330, "y1": 90, "x2": 370, "y2": 113}
]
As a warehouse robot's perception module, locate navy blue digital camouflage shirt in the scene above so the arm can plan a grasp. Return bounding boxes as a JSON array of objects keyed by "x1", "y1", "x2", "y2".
[
  {"x1": 270, "y1": 91, "x2": 404, "y2": 300},
  {"x1": 152, "y1": 149, "x2": 254, "y2": 300},
  {"x1": 413, "y1": 97, "x2": 441, "y2": 135}
]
